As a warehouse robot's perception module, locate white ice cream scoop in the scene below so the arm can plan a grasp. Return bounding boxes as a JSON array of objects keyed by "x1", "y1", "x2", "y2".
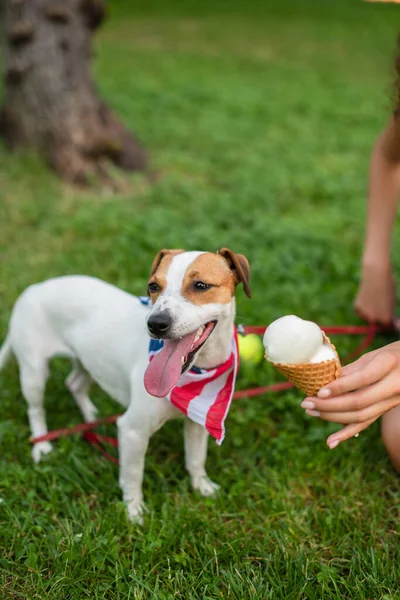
[
  {"x1": 263, "y1": 315, "x2": 336, "y2": 364},
  {"x1": 309, "y1": 342, "x2": 337, "y2": 364}
]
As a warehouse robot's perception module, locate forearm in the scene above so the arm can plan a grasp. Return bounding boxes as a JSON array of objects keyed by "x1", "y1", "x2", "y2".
[{"x1": 363, "y1": 121, "x2": 400, "y2": 269}]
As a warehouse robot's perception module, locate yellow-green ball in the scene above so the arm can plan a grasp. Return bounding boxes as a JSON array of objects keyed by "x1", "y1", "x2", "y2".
[{"x1": 238, "y1": 334, "x2": 264, "y2": 365}]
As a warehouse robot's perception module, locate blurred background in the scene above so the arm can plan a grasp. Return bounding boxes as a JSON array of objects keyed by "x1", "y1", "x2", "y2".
[{"x1": 1, "y1": 1, "x2": 400, "y2": 598}]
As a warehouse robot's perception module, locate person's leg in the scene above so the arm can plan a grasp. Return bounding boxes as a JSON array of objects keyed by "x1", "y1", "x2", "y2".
[{"x1": 381, "y1": 404, "x2": 400, "y2": 473}]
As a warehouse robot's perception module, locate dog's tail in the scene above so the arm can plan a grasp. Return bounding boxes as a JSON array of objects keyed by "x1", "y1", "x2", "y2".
[{"x1": 0, "y1": 335, "x2": 12, "y2": 371}]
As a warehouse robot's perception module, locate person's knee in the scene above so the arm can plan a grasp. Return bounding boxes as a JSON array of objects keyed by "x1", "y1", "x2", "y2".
[{"x1": 381, "y1": 408, "x2": 400, "y2": 474}]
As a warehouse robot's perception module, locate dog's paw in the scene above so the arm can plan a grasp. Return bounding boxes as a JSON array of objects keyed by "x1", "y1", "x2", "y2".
[
  {"x1": 192, "y1": 475, "x2": 220, "y2": 498},
  {"x1": 126, "y1": 499, "x2": 148, "y2": 525},
  {"x1": 32, "y1": 441, "x2": 53, "y2": 464}
]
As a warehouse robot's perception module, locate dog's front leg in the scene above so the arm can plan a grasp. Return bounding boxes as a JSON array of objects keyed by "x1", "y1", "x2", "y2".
[
  {"x1": 184, "y1": 418, "x2": 220, "y2": 497},
  {"x1": 117, "y1": 410, "x2": 150, "y2": 524}
]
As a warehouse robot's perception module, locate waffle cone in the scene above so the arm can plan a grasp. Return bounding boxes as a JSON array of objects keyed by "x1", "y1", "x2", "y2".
[{"x1": 266, "y1": 335, "x2": 341, "y2": 396}]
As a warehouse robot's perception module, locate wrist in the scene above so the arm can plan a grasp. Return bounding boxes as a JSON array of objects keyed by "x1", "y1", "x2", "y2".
[
  {"x1": 362, "y1": 228, "x2": 393, "y2": 271},
  {"x1": 361, "y1": 253, "x2": 392, "y2": 273},
  {"x1": 361, "y1": 261, "x2": 392, "y2": 275}
]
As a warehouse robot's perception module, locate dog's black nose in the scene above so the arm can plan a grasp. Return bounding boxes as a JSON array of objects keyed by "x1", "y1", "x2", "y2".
[{"x1": 147, "y1": 312, "x2": 172, "y2": 337}]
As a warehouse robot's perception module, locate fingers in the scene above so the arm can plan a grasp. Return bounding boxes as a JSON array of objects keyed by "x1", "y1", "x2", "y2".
[
  {"x1": 315, "y1": 351, "x2": 397, "y2": 399},
  {"x1": 326, "y1": 417, "x2": 378, "y2": 449},
  {"x1": 339, "y1": 352, "x2": 376, "y2": 377},
  {"x1": 305, "y1": 396, "x2": 400, "y2": 425},
  {"x1": 354, "y1": 298, "x2": 394, "y2": 328},
  {"x1": 302, "y1": 370, "x2": 397, "y2": 414},
  {"x1": 354, "y1": 305, "x2": 376, "y2": 325}
]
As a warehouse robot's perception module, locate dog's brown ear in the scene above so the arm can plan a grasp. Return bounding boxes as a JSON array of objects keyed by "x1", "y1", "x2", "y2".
[
  {"x1": 150, "y1": 249, "x2": 185, "y2": 277},
  {"x1": 218, "y1": 248, "x2": 251, "y2": 298}
]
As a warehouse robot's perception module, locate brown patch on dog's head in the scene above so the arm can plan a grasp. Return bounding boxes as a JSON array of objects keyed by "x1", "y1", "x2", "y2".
[
  {"x1": 150, "y1": 249, "x2": 185, "y2": 277},
  {"x1": 181, "y1": 250, "x2": 251, "y2": 305},
  {"x1": 148, "y1": 249, "x2": 185, "y2": 299}
]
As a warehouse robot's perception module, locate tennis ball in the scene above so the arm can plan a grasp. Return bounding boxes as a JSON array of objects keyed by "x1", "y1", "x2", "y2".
[{"x1": 238, "y1": 334, "x2": 264, "y2": 365}]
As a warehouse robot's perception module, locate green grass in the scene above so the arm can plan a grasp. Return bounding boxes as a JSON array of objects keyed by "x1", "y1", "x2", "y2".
[{"x1": 1, "y1": 0, "x2": 400, "y2": 597}]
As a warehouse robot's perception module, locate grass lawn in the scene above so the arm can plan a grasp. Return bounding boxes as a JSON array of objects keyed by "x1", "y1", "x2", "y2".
[{"x1": 1, "y1": 0, "x2": 400, "y2": 597}]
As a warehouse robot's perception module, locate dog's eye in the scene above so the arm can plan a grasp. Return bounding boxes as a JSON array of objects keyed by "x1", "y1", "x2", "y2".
[
  {"x1": 148, "y1": 282, "x2": 160, "y2": 293},
  {"x1": 193, "y1": 281, "x2": 212, "y2": 291}
]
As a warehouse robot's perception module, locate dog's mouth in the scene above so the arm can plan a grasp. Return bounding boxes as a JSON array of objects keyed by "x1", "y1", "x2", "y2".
[
  {"x1": 144, "y1": 321, "x2": 217, "y2": 398},
  {"x1": 181, "y1": 321, "x2": 217, "y2": 374}
]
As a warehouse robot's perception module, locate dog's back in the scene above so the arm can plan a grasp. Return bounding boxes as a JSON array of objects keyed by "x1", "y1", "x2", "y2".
[
  {"x1": 0, "y1": 275, "x2": 153, "y2": 463},
  {"x1": 2, "y1": 275, "x2": 151, "y2": 404}
]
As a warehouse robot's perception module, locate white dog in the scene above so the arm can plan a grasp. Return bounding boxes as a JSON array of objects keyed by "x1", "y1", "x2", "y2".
[{"x1": 0, "y1": 248, "x2": 251, "y2": 522}]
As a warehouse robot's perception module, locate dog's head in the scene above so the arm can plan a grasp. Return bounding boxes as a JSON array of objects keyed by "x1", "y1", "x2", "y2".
[{"x1": 144, "y1": 248, "x2": 251, "y2": 397}]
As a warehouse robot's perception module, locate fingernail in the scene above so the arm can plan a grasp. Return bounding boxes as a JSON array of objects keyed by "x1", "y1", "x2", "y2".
[
  {"x1": 328, "y1": 440, "x2": 339, "y2": 449},
  {"x1": 301, "y1": 400, "x2": 315, "y2": 409},
  {"x1": 305, "y1": 409, "x2": 320, "y2": 417},
  {"x1": 318, "y1": 388, "x2": 331, "y2": 398}
]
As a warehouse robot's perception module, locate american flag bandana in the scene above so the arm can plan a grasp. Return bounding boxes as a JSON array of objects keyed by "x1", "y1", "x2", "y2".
[{"x1": 139, "y1": 297, "x2": 239, "y2": 445}]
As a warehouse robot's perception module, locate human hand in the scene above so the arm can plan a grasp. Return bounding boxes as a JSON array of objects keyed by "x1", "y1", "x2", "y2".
[
  {"x1": 354, "y1": 263, "x2": 396, "y2": 328},
  {"x1": 300, "y1": 342, "x2": 400, "y2": 449}
]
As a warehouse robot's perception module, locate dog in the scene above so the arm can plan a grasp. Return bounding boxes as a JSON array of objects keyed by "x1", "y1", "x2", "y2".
[{"x1": 0, "y1": 248, "x2": 251, "y2": 522}]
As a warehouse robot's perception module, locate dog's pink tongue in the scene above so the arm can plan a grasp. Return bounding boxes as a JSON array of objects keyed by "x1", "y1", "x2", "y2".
[{"x1": 144, "y1": 330, "x2": 198, "y2": 398}]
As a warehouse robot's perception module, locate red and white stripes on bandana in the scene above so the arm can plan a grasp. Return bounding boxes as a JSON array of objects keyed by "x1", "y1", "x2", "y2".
[{"x1": 148, "y1": 330, "x2": 239, "y2": 445}]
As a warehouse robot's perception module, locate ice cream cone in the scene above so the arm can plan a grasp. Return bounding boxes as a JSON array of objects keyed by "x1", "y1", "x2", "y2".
[{"x1": 266, "y1": 335, "x2": 341, "y2": 396}]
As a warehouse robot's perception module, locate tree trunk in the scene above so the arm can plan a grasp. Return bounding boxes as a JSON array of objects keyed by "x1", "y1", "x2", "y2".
[{"x1": 0, "y1": 0, "x2": 148, "y2": 184}]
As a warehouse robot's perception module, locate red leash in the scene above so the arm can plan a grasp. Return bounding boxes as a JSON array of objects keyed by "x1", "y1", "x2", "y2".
[
  {"x1": 82, "y1": 431, "x2": 119, "y2": 465},
  {"x1": 30, "y1": 323, "x2": 389, "y2": 463}
]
